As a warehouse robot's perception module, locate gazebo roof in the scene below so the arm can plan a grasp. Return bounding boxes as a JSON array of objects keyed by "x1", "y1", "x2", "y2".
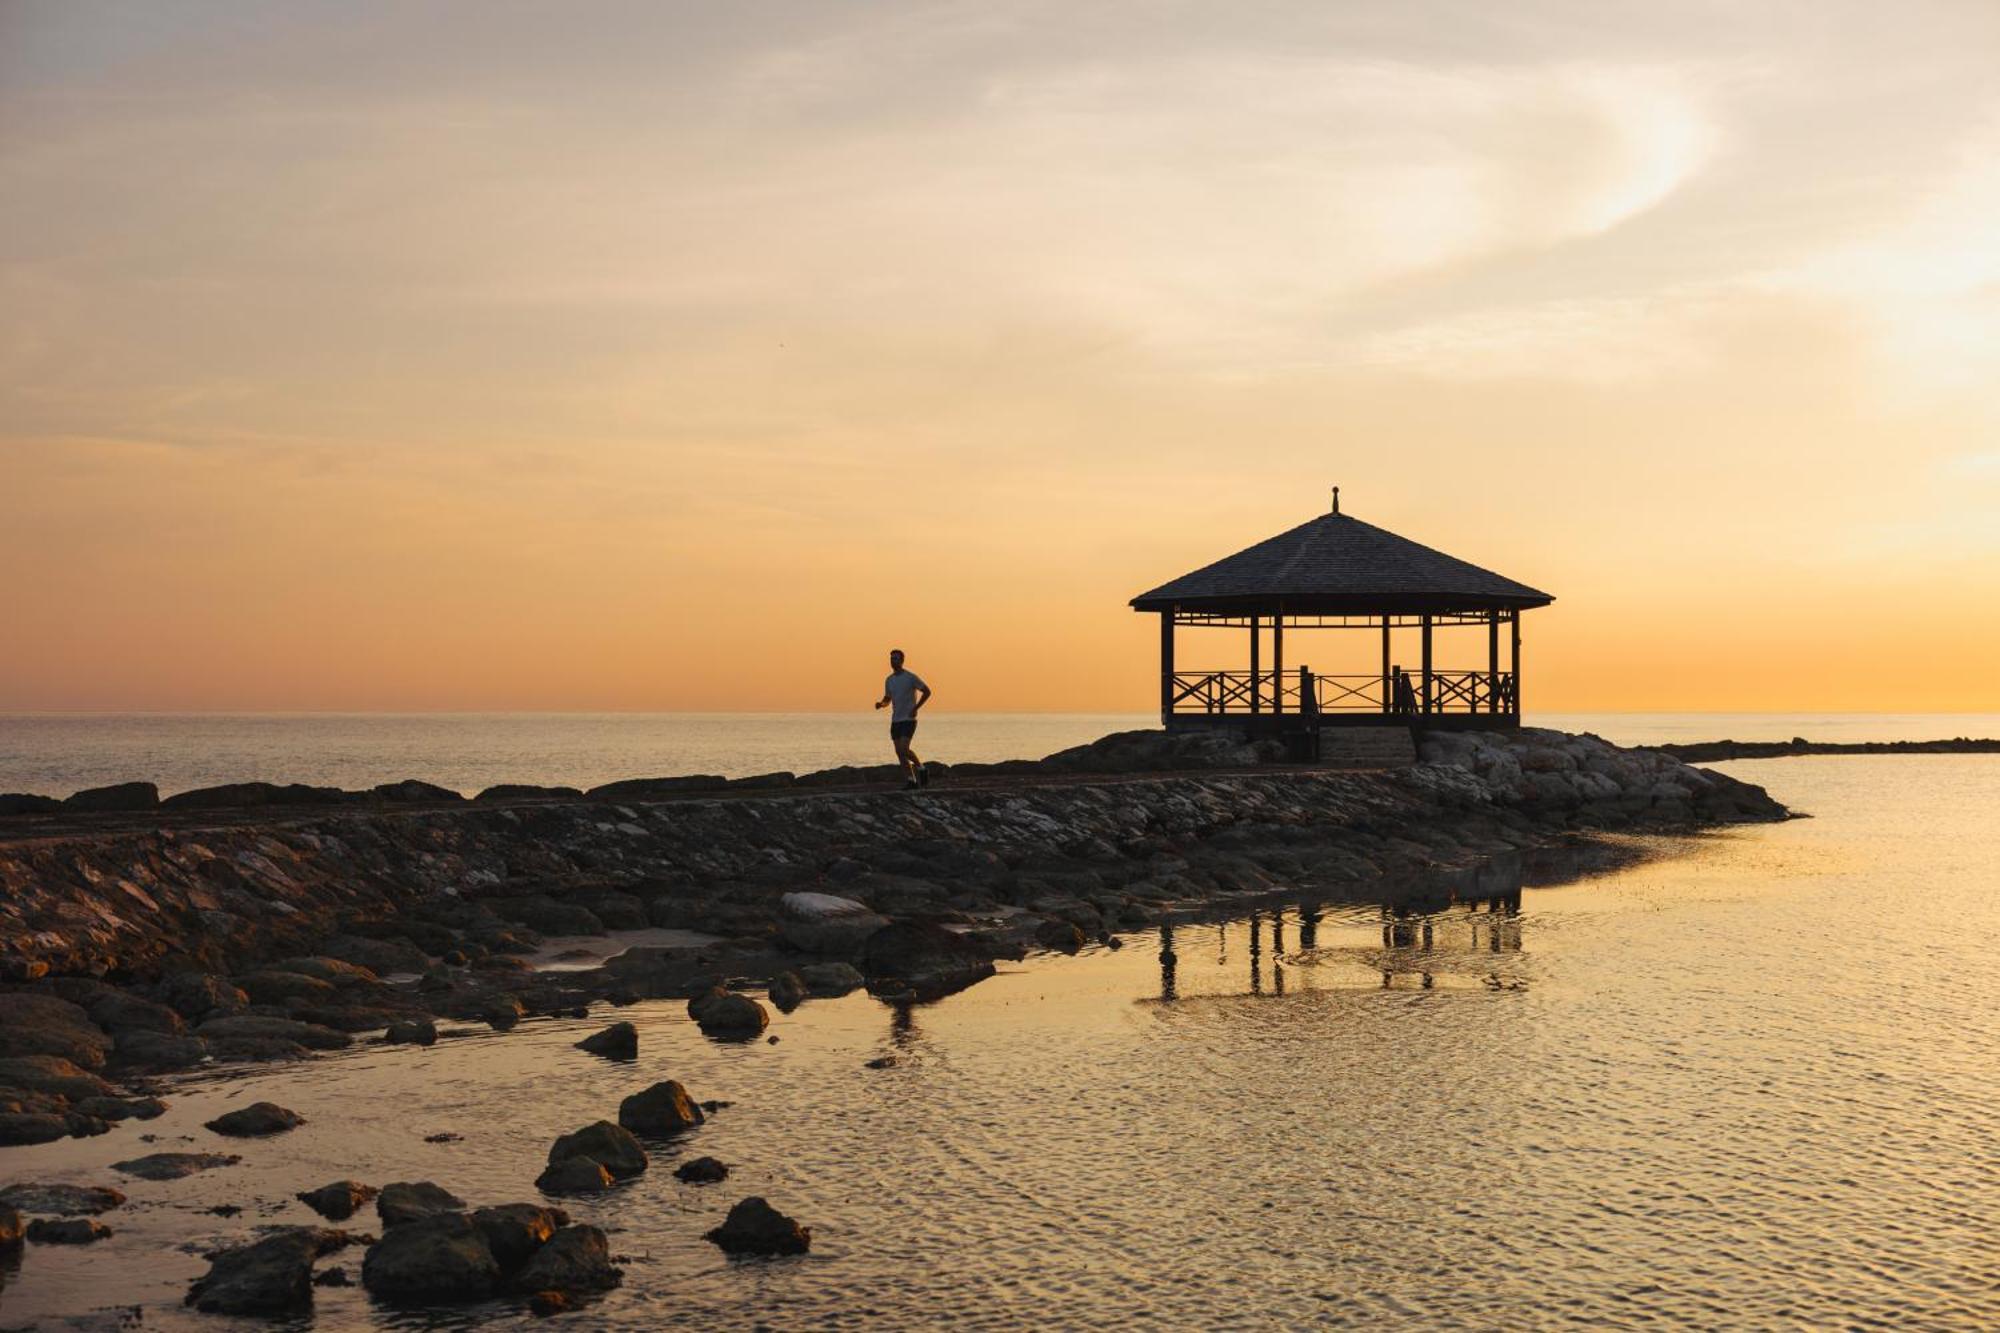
[{"x1": 1130, "y1": 509, "x2": 1554, "y2": 613}]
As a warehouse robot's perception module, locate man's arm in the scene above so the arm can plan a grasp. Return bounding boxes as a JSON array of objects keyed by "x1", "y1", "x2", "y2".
[{"x1": 913, "y1": 681, "x2": 932, "y2": 713}]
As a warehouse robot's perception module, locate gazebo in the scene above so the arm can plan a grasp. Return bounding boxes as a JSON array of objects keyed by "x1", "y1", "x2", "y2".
[{"x1": 1130, "y1": 491, "x2": 1553, "y2": 733}]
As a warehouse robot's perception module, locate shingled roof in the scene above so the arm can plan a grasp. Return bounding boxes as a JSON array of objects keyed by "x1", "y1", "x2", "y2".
[{"x1": 1130, "y1": 510, "x2": 1554, "y2": 613}]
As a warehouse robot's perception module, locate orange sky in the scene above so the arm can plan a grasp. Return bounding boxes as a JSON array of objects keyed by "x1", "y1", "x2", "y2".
[{"x1": 3, "y1": 2, "x2": 1997, "y2": 713}]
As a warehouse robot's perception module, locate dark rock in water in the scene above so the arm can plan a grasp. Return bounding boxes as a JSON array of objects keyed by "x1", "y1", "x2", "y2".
[
  {"x1": 76, "y1": 1094, "x2": 168, "y2": 1121},
  {"x1": 371, "y1": 779, "x2": 465, "y2": 804},
  {"x1": 859, "y1": 922, "x2": 997, "y2": 999},
  {"x1": 28, "y1": 1217, "x2": 111, "y2": 1244},
  {"x1": 160, "y1": 971, "x2": 249, "y2": 1020},
  {"x1": 0, "y1": 1204, "x2": 20, "y2": 1250},
  {"x1": 1035, "y1": 919, "x2": 1088, "y2": 953},
  {"x1": 686, "y1": 985, "x2": 727, "y2": 1021},
  {"x1": 704, "y1": 1196, "x2": 811, "y2": 1255},
  {"x1": 196, "y1": 1015, "x2": 349, "y2": 1051},
  {"x1": 485, "y1": 999, "x2": 525, "y2": 1031},
  {"x1": 0, "y1": 792, "x2": 63, "y2": 816},
  {"x1": 694, "y1": 992, "x2": 769, "y2": 1041},
  {"x1": 536, "y1": 1157, "x2": 614, "y2": 1195},
  {"x1": 674, "y1": 1156, "x2": 728, "y2": 1184},
  {"x1": 0, "y1": 1183, "x2": 125, "y2": 1215},
  {"x1": 162, "y1": 782, "x2": 352, "y2": 811},
  {"x1": 63, "y1": 781, "x2": 158, "y2": 812},
  {"x1": 799, "y1": 961, "x2": 865, "y2": 996},
  {"x1": 112, "y1": 1151, "x2": 240, "y2": 1181},
  {"x1": 385, "y1": 1018, "x2": 438, "y2": 1046},
  {"x1": 509, "y1": 1224, "x2": 621, "y2": 1294},
  {"x1": 205, "y1": 1101, "x2": 304, "y2": 1137},
  {"x1": 0, "y1": 1051, "x2": 116, "y2": 1097},
  {"x1": 314, "y1": 1265, "x2": 352, "y2": 1287},
  {"x1": 424, "y1": 1131, "x2": 463, "y2": 1143},
  {"x1": 864, "y1": 1055, "x2": 900, "y2": 1069},
  {"x1": 474, "y1": 783, "x2": 584, "y2": 802},
  {"x1": 184, "y1": 1227, "x2": 322, "y2": 1314},
  {"x1": 0, "y1": 1112, "x2": 71, "y2": 1145},
  {"x1": 473, "y1": 1203, "x2": 569, "y2": 1271},
  {"x1": 361, "y1": 1211, "x2": 499, "y2": 1302},
  {"x1": 529, "y1": 1289, "x2": 572, "y2": 1316},
  {"x1": 576, "y1": 1022, "x2": 637, "y2": 1059},
  {"x1": 618, "y1": 1080, "x2": 704, "y2": 1136},
  {"x1": 0, "y1": 995, "x2": 114, "y2": 1068},
  {"x1": 376, "y1": 1180, "x2": 466, "y2": 1226},
  {"x1": 767, "y1": 971, "x2": 807, "y2": 1012},
  {"x1": 297, "y1": 1180, "x2": 377, "y2": 1221},
  {"x1": 547, "y1": 1121, "x2": 647, "y2": 1178}
]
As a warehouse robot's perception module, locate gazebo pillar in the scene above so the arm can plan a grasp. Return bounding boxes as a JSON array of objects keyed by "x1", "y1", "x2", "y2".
[
  {"x1": 1487, "y1": 611, "x2": 1500, "y2": 714},
  {"x1": 1272, "y1": 609, "x2": 1284, "y2": 715},
  {"x1": 1159, "y1": 611, "x2": 1175, "y2": 723},
  {"x1": 1420, "y1": 613, "x2": 1433, "y2": 715},
  {"x1": 1510, "y1": 609, "x2": 1521, "y2": 717},
  {"x1": 1249, "y1": 614, "x2": 1261, "y2": 713}
]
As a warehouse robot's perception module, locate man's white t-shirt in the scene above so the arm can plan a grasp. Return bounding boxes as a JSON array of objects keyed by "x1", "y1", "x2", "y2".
[{"x1": 884, "y1": 669, "x2": 929, "y2": 722}]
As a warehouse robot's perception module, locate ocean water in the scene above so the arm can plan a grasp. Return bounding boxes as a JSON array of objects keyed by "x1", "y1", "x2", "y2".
[
  {"x1": 2, "y1": 755, "x2": 1997, "y2": 1329},
  {"x1": 1, "y1": 711, "x2": 1996, "y2": 798}
]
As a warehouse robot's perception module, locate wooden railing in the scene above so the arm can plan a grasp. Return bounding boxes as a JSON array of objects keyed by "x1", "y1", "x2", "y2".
[{"x1": 1167, "y1": 670, "x2": 1515, "y2": 716}]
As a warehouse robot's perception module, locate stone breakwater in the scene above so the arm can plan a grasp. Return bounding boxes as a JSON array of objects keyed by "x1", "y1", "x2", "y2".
[{"x1": 0, "y1": 727, "x2": 1783, "y2": 1150}]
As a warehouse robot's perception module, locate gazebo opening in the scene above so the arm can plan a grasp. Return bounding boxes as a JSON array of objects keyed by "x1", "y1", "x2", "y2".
[{"x1": 1129, "y1": 491, "x2": 1554, "y2": 733}]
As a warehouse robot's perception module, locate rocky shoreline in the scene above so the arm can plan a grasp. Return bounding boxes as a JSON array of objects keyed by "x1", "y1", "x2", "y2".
[
  {"x1": 0, "y1": 725, "x2": 1788, "y2": 1318},
  {"x1": 1657, "y1": 735, "x2": 2000, "y2": 762}
]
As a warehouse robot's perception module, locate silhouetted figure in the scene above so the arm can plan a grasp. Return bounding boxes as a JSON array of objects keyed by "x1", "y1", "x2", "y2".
[{"x1": 874, "y1": 648, "x2": 932, "y2": 789}]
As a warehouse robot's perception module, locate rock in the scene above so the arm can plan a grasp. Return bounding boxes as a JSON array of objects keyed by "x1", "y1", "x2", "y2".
[
  {"x1": 473, "y1": 1202, "x2": 569, "y2": 1271},
  {"x1": 509, "y1": 1224, "x2": 621, "y2": 1294},
  {"x1": 205, "y1": 1101, "x2": 305, "y2": 1137},
  {"x1": 195, "y1": 1015, "x2": 350, "y2": 1051},
  {"x1": 298, "y1": 1180, "x2": 377, "y2": 1221},
  {"x1": 273, "y1": 956, "x2": 381, "y2": 987},
  {"x1": 63, "y1": 781, "x2": 158, "y2": 812},
  {"x1": 767, "y1": 971, "x2": 807, "y2": 1012},
  {"x1": 0, "y1": 994, "x2": 113, "y2": 1068},
  {"x1": 112, "y1": 1151, "x2": 240, "y2": 1180},
  {"x1": 321, "y1": 934, "x2": 431, "y2": 975},
  {"x1": 384, "y1": 1018, "x2": 438, "y2": 1046},
  {"x1": 536, "y1": 1157, "x2": 615, "y2": 1195},
  {"x1": 361, "y1": 1211, "x2": 499, "y2": 1302},
  {"x1": 371, "y1": 779, "x2": 465, "y2": 804},
  {"x1": 0, "y1": 1204, "x2": 21, "y2": 1248},
  {"x1": 75, "y1": 1094, "x2": 167, "y2": 1121},
  {"x1": 547, "y1": 1121, "x2": 647, "y2": 1179},
  {"x1": 314, "y1": 1265, "x2": 352, "y2": 1287},
  {"x1": 474, "y1": 783, "x2": 584, "y2": 802},
  {"x1": 529, "y1": 1289, "x2": 572, "y2": 1316},
  {"x1": 0, "y1": 1183, "x2": 126, "y2": 1215},
  {"x1": 0, "y1": 1052, "x2": 116, "y2": 1099},
  {"x1": 28, "y1": 1216, "x2": 112, "y2": 1243},
  {"x1": 858, "y1": 921, "x2": 997, "y2": 999},
  {"x1": 585, "y1": 775, "x2": 727, "y2": 800},
  {"x1": 237, "y1": 969, "x2": 337, "y2": 1005},
  {"x1": 160, "y1": 971, "x2": 248, "y2": 1019},
  {"x1": 86, "y1": 992, "x2": 186, "y2": 1036},
  {"x1": 694, "y1": 992, "x2": 769, "y2": 1041},
  {"x1": 111, "y1": 1029, "x2": 208, "y2": 1074},
  {"x1": 576, "y1": 1022, "x2": 637, "y2": 1059},
  {"x1": 0, "y1": 792, "x2": 62, "y2": 816},
  {"x1": 704, "y1": 1196, "x2": 811, "y2": 1255},
  {"x1": 184, "y1": 1227, "x2": 323, "y2": 1314},
  {"x1": 674, "y1": 1156, "x2": 728, "y2": 1183},
  {"x1": 376, "y1": 1180, "x2": 466, "y2": 1226},
  {"x1": 779, "y1": 892, "x2": 891, "y2": 953},
  {"x1": 0, "y1": 1112, "x2": 71, "y2": 1145},
  {"x1": 864, "y1": 1055, "x2": 900, "y2": 1069},
  {"x1": 617, "y1": 1080, "x2": 705, "y2": 1136},
  {"x1": 485, "y1": 997, "x2": 526, "y2": 1030},
  {"x1": 490, "y1": 896, "x2": 605, "y2": 937},
  {"x1": 799, "y1": 961, "x2": 866, "y2": 996},
  {"x1": 1035, "y1": 919, "x2": 1088, "y2": 953},
  {"x1": 162, "y1": 782, "x2": 352, "y2": 811}
]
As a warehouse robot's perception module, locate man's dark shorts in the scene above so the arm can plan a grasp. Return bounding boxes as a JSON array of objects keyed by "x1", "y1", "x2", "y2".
[{"x1": 890, "y1": 719, "x2": 918, "y2": 742}]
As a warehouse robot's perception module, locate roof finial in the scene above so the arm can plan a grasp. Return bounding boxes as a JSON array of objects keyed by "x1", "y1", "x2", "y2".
[{"x1": 1331, "y1": 485, "x2": 1340, "y2": 515}]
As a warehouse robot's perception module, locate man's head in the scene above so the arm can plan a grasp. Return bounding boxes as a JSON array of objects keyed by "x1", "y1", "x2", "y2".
[{"x1": 889, "y1": 649, "x2": 905, "y2": 670}]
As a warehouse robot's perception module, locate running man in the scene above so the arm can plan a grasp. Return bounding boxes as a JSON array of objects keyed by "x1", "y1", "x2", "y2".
[{"x1": 874, "y1": 648, "x2": 931, "y2": 789}]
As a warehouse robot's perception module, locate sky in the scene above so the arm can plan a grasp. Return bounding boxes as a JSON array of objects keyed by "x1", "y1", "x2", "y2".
[{"x1": 2, "y1": 0, "x2": 1997, "y2": 713}]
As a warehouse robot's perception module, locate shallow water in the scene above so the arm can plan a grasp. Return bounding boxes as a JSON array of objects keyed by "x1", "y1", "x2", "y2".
[
  {"x1": 2, "y1": 755, "x2": 1997, "y2": 1330},
  {"x1": 3, "y1": 710, "x2": 1996, "y2": 797}
]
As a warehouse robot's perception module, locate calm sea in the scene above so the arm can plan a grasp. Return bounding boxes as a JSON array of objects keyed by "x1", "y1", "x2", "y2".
[
  {"x1": 1, "y1": 711, "x2": 1996, "y2": 798},
  {"x1": 5, "y1": 754, "x2": 1996, "y2": 1329}
]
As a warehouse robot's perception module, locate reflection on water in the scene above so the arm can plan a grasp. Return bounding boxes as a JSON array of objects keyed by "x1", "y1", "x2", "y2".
[{"x1": 2, "y1": 757, "x2": 1997, "y2": 1331}]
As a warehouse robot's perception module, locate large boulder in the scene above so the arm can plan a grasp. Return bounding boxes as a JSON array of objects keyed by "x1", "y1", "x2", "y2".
[
  {"x1": 509, "y1": 1224, "x2": 621, "y2": 1294},
  {"x1": 779, "y1": 892, "x2": 890, "y2": 954},
  {"x1": 535, "y1": 1157, "x2": 614, "y2": 1195},
  {"x1": 692, "y1": 991, "x2": 769, "y2": 1041},
  {"x1": 376, "y1": 1180, "x2": 466, "y2": 1226},
  {"x1": 0, "y1": 1113, "x2": 70, "y2": 1145},
  {"x1": 859, "y1": 922, "x2": 997, "y2": 1000},
  {"x1": 547, "y1": 1121, "x2": 647, "y2": 1179},
  {"x1": 704, "y1": 1196, "x2": 811, "y2": 1255},
  {"x1": 0, "y1": 1183, "x2": 125, "y2": 1215},
  {"x1": 320, "y1": 934, "x2": 431, "y2": 975},
  {"x1": 27, "y1": 1217, "x2": 112, "y2": 1244},
  {"x1": 0, "y1": 1053, "x2": 116, "y2": 1100},
  {"x1": 111, "y1": 1029, "x2": 209, "y2": 1071},
  {"x1": 297, "y1": 1180, "x2": 377, "y2": 1221},
  {"x1": 159, "y1": 971, "x2": 248, "y2": 1020},
  {"x1": 88, "y1": 992, "x2": 186, "y2": 1036},
  {"x1": 799, "y1": 961, "x2": 866, "y2": 996},
  {"x1": 0, "y1": 995, "x2": 113, "y2": 1068},
  {"x1": 576, "y1": 1022, "x2": 637, "y2": 1059},
  {"x1": 767, "y1": 971, "x2": 807, "y2": 1012},
  {"x1": 112, "y1": 1152, "x2": 239, "y2": 1181},
  {"x1": 196, "y1": 1015, "x2": 350, "y2": 1052},
  {"x1": 63, "y1": 781, "x2": 158, "y2": 812},
  {"x1": 205, "y1": 1101, "x2": 304, "y2": 1137},
  {"x1": 361, "y1": 1211, "x2": 499, "y2": 1302},
  {"x1": 472, "y1": 1203, "x2": 568, "y2": 1271},
  {"x1": 184, "y1": 1227, "x2": 328, "y2": 1315},
  {"x1": 236, "y1": 970, "x2": 337, "y2": 1006},
  {"x1": 384, "y1": 1018, "x2": 437, "y2": 1046},
  {"x1": 674, "y1": 1156, "x2": 728, "y2": 1184},
  {"x1": 617, "y1": 1080, "x2": 704, "y2": 1136}
]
